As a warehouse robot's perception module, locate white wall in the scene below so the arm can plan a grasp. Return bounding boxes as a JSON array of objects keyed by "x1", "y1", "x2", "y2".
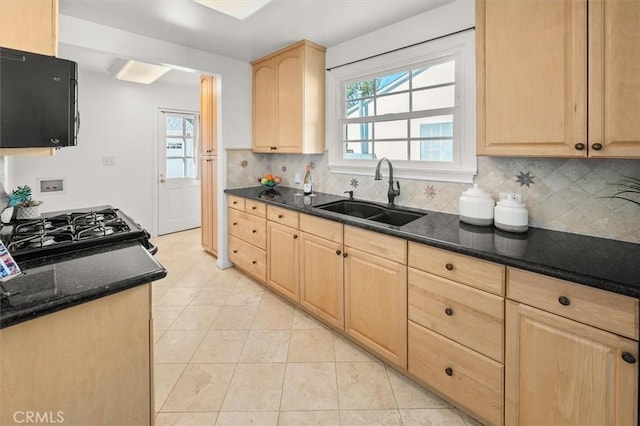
[{"x1": 9, "y1": 68, "x2": 199, "y2": 232}]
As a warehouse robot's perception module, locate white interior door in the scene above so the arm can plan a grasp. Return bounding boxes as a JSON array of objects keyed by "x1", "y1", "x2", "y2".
[{"x1": 158, "y1": 110, "x2": 201, "y2": 235}]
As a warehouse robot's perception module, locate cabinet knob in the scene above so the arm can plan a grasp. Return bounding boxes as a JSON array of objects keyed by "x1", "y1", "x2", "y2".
[
  {"x1": 233, "y1": 222, "x2": 238, "y2": 226},
  {"x1": 207, "y1": 149, "x2": 212, "y2": 153},
  {"x1": 252, "y1": 260, "x2": 257, "y2": 264},
  {"x1": 622, "y1": 352, "x2": 637, "y2": 364},
  {"x1": 336, "y1": 250, "x2": 342, "y2": 255},
  {"x1": 233, "y1": 201, "x2": 238, "y2": 205},
  {"x1": 574, "y1": 143, "x2": 585, "y2": 151},
  {"x1": 445, "y1": 367, "x2": 453, "y2": 376},
  {"x1": 558, "y1": 296, "x2": 571, "y2": 306},
  {"x1": 252, "y1": 206, "x2": 257, "y2": 210},
  {"x1": 278, "y1": 214, "x2": 284, "y2": 219},
  {"x1": 293, "y1": 234, "x2": 298, "y2": 239},
  {"x1": 343, "y1": 252, "x2": 348, "y2": 258},
  {"x1": 252, "y1": 229, "x2": 257, "y2": 233},
  {"x1": 591, "y1": 143, "x2": 603, "y2": 151},
  {"x1": 207, "y1": 159, "x2": 212, "y2": 162},
  {"x1": 445, "y1": 263, "x2": 454, "y2": 271},
  {"x1": 270, "y1": 146, "x2": 277, "y2": 150},
  {"x1": 233, "y1": 250, "x2": 238, "y2": 254},
  {"x1": 445, "y1": 308, "x2": 453, "y2": 316}
]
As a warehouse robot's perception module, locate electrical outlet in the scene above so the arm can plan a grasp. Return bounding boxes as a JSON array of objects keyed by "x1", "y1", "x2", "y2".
[
  {"x1": 102, "y1": 156, "x2": 116, "y2": 166},
  {"x1": 499, "y1": 192, "x2": 523, "y2": 202}
]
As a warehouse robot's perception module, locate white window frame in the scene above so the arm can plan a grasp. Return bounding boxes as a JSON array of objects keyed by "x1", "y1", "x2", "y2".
[{"x1": 327, "y1": 30, "x2": 476, "y2": 183}]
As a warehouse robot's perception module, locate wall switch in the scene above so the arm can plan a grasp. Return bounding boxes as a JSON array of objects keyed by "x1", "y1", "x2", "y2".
[
  {"x1": 499, "y1": 192, "x2": 523, "y2": 202},
  {"x1": 103, "y1": 156, "x2": 116, "y2": 166}
]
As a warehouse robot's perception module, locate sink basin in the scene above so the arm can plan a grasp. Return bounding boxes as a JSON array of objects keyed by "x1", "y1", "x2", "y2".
[
  {"x1": 367, "y1": 210, "x2": 425, "y2": 226},
  {"x1": 316, "y1": 200, "x2": 425, "y2": 226},
  {"x1": 316, "y1": 200, "x2": 386, "y2": 219}
]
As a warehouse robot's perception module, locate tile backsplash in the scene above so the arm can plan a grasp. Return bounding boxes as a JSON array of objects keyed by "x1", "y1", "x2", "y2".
[{"x1": 226, "y1": 149, "x2": 640, "y2": 243}]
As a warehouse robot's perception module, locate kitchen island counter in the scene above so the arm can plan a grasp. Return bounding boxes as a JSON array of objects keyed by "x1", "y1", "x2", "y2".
[
  {"x1": 225, "y1": 186, "x2": 640, "y2": 298},
  {"x1": 0, "y1": 240, "x2": 166, "y2": 328}
]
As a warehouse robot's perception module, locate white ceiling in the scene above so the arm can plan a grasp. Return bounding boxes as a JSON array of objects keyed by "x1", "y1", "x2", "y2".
[{"x1": 59, "y1": 0, "x2": 454, "y2": 62}]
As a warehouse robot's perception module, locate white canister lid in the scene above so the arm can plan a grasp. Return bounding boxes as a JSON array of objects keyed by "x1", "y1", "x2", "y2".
[{"x1": 461, "y1": 184, "x2": 493, "y2": 199}]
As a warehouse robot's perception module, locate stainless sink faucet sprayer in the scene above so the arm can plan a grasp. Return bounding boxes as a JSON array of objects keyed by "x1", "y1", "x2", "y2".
[{"x1": 374, "y1": 157, "x2": 400, "y2": 206}]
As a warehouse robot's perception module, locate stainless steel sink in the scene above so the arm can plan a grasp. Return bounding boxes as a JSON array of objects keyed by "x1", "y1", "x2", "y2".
[{"x1": 316, "y1": 200, "x2": 425, "y2": 226}]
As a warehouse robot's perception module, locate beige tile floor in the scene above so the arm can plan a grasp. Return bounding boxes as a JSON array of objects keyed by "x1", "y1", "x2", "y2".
[{"x1": 151, "y1": 229, "x2": 484, "y2": 426}]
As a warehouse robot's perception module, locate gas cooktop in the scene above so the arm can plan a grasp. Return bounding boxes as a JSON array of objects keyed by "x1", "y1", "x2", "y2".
[{"x1": 0, "y1": 206, "x2": 155, "y2": 262}]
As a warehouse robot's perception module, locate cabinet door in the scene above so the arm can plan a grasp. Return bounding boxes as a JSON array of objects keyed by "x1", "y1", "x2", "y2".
[
  {"x1": 267, "y1": 221, "x2": 299, "y2": 303},
  {"x1": 345, "y1": 247, "x2": 407, "y2": 368},
  {"x1": 505, "y1": 300, "x2": 638, "y2": 426},
  {"x1": 200, "y1": 157, "x2": 216, "y2": 255},
  {"x1": 200, "y1": 75, "x2": 217, "y2": 155},
  {"x1": 275, "y1": 47, "x2": 304, "y2": 153},
  {"x1": 299, "y1": 232, "x2": 344, "y2": 330},
  {"x1": 252, "y1": 59, "x2": 276, "y2": 152},
  {"x1": 0, "y1": 0, "x2": 57, "y2": 56},
  {"x1": 476, "y1": 0, "x2": 587, "y2": 157},
  {"x1": 588, "y1": 0, "x2": 640, "y2": 158}
]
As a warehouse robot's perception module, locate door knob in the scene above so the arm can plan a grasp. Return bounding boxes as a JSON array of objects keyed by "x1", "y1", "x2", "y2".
[{"x1": 160, "y1": 173, "x2": 166, "y2": 183}]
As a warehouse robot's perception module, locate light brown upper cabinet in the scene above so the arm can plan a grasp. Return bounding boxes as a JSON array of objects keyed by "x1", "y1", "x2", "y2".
[
  {"x1": 476, "y1": 0, "x2": 640, "y2": 158},
  {"x1": 251, "y1": 40, "x2": 326, "y2": 154}
]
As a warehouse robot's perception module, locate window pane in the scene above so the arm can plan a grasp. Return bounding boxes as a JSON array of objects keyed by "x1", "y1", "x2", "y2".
[
  {"x1": 413, "y1": 85, "x2": 455, "y2": 111},
  {"x1": 185, "y1": 158, "x2": 196, "y2": 178},
  {"x1": 166, "y1": 138, "x2": 184, "y2": 156},
  {"x1": 413, "y1": 61, "x2": 455, "y2": 89},
  {"x1": 344, "y1": 141, "x2": 374, "y2": 159},
  {"x1": 166, "y1": 159, "x2": 185, "y2": 178},
  {"x1": 411, "y1": 115, "x2": 453, "y2": 138},
  {"x1": 346, "y1": 100, "x2": 374, "y2": 118},
  {"x1": 373, "y1": 141, "x2": 408, "y2": 161},
  {"x1": 375, "y1": 71, "x2": 409, "y2": 94},
  {"x1": 185, "y1": 118, "x2": 194, "y2": 137},
  {"x1": 166, "y1": 116, "x2": 184, "y2": 137},
  {"x1": 186, "y1": 138, "x2": 195, "y2": 157},
  {"x1": 345, "y1": 123, "x2": 372, "y2": 141},
  {"x1": 410, "y1": 139, "x2": 454, "y2": 162},
  {"x1": 374, "y1": 120, "x2": 407, "y2": 139},
  {"x1": 376, "y1": 93, "x2": 410, "y2": 115},
  {"x1": 346, "y1": 80, "x2": 375, "y2": 100}
]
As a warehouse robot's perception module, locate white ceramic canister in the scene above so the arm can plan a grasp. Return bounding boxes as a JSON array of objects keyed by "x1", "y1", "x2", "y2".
[
  {"x1": 459, "y1": 184, "x2": 495, "y2": 226},
  {"x1": 494, "y1": 198, "x2": 528, "y2": 233}
]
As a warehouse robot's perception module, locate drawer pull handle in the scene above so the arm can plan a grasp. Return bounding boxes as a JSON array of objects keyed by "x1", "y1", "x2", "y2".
[
  {"x1": 622, "y1": 352, "x2": 636, "y2": 364},
  {"x1": 252, "y1": 229, "x2": 257, "y2": 233},
  {"x1": 252, "y1": 260, "x2": 257, "y2": 264},
  {"x1": 445, "y1": 367, "x2": 453, "y2": 376},
  {"x1": 336, "y1": 250, "x2": 342, "y2": 255},
  {"x1": 445, "y1": 308, "x2": 453, "y2": 316},
  {"x1": 293, "y1": 234, "x2": 298, "y2": 239},
  {"x1": 558, "y1": 296, "x2": 571, "y2": 306},
  {"x1": 233, "y1": 250, "x2": 238, "y2": 254},
  {"x1": 445, "y1": 263, "x2": 454, "y2": 271},
  {"x1": 278, "y1": 214, "x2": 284, "y2": 219}
]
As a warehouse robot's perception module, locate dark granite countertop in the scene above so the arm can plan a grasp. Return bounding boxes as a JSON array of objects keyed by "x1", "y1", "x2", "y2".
[
  {"x1": 0, "y1": 241, "x2": 167, "y2": 328},
  {"x1": 225, "y1": 186, "x2": 640, "y2": 298}
]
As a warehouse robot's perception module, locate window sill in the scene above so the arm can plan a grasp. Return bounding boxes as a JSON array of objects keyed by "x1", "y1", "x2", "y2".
[{"x1": 327, "y1": 160, "x2": 476, "y2": 183}]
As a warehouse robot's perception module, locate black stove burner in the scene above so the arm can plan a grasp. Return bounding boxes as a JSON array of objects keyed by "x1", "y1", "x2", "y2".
[{"x1": 1, "y1": 207, "x2": 149, "y2": 261}]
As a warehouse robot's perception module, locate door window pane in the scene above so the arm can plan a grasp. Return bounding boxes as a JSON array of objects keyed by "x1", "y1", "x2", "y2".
[
  {"x1": 164, "y1": 112, "x2": 199, "y2": 179},
  {"x1": 167, "y1": 159, "x2": 185, "y2": 178}
]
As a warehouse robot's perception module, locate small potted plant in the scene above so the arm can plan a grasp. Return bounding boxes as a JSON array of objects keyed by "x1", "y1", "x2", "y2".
[{"x1": 8, "y1": 185, "x2": 43, "y2": 220}]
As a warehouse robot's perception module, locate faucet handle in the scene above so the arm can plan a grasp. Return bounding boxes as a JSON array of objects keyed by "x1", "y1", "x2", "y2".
[{"x1": 344, "y1": 190, "x2": 354, "y2": 200}]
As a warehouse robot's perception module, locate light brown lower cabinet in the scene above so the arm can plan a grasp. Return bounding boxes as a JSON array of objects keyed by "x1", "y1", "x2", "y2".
[
  {"x1": 344, "y1": 245, "x2": 407, "y2": 368},
  {"x1": 266, "y1": 221, "x2": 299, "y2": 303},
  {"x1": 505, "y1": 300, "x2": 639, "y2": 426},
  {"x1": 0, "y1": 284, "x2": 153, "y2": 425}
]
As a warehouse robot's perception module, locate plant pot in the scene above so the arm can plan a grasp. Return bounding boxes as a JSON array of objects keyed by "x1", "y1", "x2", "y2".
[{"x1": 16, "y1": 205, "x2": 41, "y2": 220}]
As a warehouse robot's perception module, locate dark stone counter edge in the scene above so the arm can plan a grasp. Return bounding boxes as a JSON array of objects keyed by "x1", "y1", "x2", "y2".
[
  {"x1": 225, "y1": 187, "x2": 640, "y2": 299},
  {"x1": 0, "y1": 268, "x2": 167, "y2": 329}
]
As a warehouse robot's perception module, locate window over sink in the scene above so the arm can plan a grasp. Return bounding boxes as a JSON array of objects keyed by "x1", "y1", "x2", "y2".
[{"x1": 327, "y1": 30, "x2": 476, "y2": 183}]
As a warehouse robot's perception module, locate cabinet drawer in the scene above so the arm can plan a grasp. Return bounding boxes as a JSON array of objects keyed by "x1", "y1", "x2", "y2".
[
  {"x1": 409, "y1": 268, "x2": 504, "y2": 363},
  {"x1": 344, "y1": 225, "x2": 406, "y2": 264},
  {"x1": 228, "y1": 195, "x2": 245, "y2": 211},
  {"x1": 408, "y1": 242, "x2": 504, "y2": 296},
  {"x1": 299, "y1": 213, "x2": 343, "y2": 244},
  {"x1": 267, "y1": 205, "x2": 299, "y2": 228},
  {"x1": 229, "y1": 236, "x2": 266, "y2": 283},
  {"x1": 409, "y1": 321, "x2": 503, "y2": 426},
  {"x1": 245, "y1": 199, "x2": 266, "y2": 217},
  {"x1": 228, "y1": 208, "x2": 266, "y2": 249},
  {"x1": 508, "y1": 268, "x2": 640, "y2": 340}
]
